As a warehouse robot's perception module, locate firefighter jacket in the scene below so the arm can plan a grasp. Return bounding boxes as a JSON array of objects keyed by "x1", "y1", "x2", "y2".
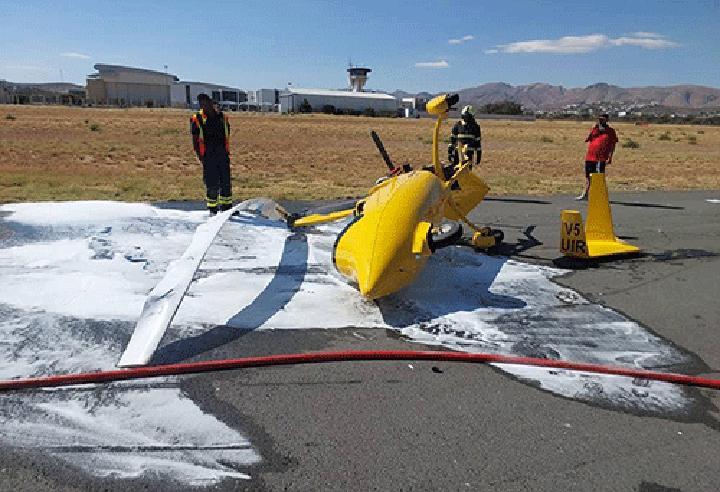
[{"x1": 450, "y1": 118, "x2": 482, "y2": 152}]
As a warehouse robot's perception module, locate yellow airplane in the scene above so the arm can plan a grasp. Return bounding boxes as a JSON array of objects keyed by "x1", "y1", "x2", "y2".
[{"x1": 283, "y1": 93, "x2": 502, "y2": 299}]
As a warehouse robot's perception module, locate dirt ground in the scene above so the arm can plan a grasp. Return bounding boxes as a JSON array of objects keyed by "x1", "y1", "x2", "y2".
[{"x1": 1, "y1": 105, "x2": 718, "y2": 202}]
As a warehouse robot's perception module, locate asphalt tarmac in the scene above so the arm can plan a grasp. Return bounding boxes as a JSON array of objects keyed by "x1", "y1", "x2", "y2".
[{"x1": 2, "y1": 191, "x2": 719, "y2": 491}]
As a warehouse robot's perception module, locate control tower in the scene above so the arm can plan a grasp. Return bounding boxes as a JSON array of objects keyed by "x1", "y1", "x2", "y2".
[{"x1": 347, "y1": 66, "x2": 371, "y2": 92}]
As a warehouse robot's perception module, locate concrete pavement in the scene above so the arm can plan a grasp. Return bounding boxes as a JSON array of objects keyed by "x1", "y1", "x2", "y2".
[{"x1": 1, "y1": 191, "x2": 719, "y2": 491}]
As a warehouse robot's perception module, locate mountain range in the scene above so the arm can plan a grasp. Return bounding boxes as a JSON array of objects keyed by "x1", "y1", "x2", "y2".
[
  {"x1": 5, "y1": 80, "x2": 720, "y2": 112},
  {"x1": 393, "y1": 83, "x2": 720, "y2": 111}
]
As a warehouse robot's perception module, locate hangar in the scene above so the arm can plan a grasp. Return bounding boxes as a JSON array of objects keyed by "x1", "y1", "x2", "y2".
[
  {"x1": 171, "y1": 81, "x2": 246, "y2": 110},
  {"x1": 280, "y1": 88, "x2": 397, "y2": 115},
  {"x1": 279, "y1": 67, "x2": 397, "y2": 115},
  {"x1": 86, "y1": 64, "x2": 178, "y2": 107}
]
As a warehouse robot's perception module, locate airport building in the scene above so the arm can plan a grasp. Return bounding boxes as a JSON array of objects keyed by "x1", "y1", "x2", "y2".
[
  {"x1": 171, "y1": 81, "x2": 246, "y2": 110},
  {"x1": 86, "y1": 64, "x2": 178, "y2": 107},
  {"x1": 0, "y1": 82, "x2": 10, "y2": 104},
  {"x1": 0, "y1": 81, "x2": 85, "y2": 105},
  {"x1": 245, "y1": 89, "x2": 280, "y2": 111},
  {"x1": 279, "y1": 67, "x2": 398, "y2": 115}
]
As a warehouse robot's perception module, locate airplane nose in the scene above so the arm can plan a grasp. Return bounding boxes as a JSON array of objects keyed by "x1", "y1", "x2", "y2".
[{"x1": 358, "y1": 235, "x2": 415, "y2": 299}]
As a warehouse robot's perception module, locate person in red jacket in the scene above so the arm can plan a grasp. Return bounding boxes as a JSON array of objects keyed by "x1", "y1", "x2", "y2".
[{"x1": 577, "y1": 113, "x2": 618, "y2": 200}]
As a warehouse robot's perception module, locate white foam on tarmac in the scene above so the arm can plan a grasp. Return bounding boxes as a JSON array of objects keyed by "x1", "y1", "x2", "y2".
[
  {"x1": 0, "y1": 202, "x2": 258, "y2": 485},
  {"x1": 0, "y1": 200, "x2": 695, "y2": 484},
  {"x1": 176, "y1": 215, "x2": 691, "y2": 414}
]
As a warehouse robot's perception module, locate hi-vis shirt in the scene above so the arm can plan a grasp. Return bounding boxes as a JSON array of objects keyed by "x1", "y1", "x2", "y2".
[
  {"x1": 190, "y1": 109, "x2": 230, "y2": 158},
  {"x1": 585, "y1": 125, "x2": 618, "y2": 162}
]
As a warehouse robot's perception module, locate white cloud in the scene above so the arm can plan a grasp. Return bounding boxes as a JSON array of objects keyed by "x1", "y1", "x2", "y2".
[
  {"x1": 415, "y1": 60, "x2": 449, "y2": 68},
  {"x1": 632, "y1": 31, "x2": 663, "y2": 38},
  {"x1": 61, "y1": 52, "x2": 91, "y2": 60},
  {"x1": 611, "y1": 36, "x2": 679, "y2": 49},
  {"x1": 495, "y1": 34, "x2": 610, "y2": 54},
  {"x1": 490, "y1": 33, "x2": 680, "y2": 54},
  {"x1": 484, "y1": 49, "x2": 499, "y2": 54},
  {"x1": 448, "y1": 35, "x2": 474, "y2": 45}
]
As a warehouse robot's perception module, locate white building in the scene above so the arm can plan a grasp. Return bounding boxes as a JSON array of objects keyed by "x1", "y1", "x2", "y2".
[
  {"x1": 399, "y1": 97, "x2": 420, "y2": 118},
  {"x1": 279, "y1": 67, "x2": 397, "y2": 115},
  {"x1": 280, "y1": 88, "x2": 397, "y2": 114},
  {"x1": 86, "y1": 64, "x2": 178, "y2": 107},
  {"x1": 245, "y1": 89, "x2": 279, "y2": 111},
  {"x1": 171, "y1": 81, "x2": 246, "y2": 110}
]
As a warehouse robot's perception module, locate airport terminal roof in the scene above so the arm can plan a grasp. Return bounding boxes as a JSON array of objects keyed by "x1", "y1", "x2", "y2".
[{"x1": 91, "y1": 64, "x2": 179, "y2": 80}]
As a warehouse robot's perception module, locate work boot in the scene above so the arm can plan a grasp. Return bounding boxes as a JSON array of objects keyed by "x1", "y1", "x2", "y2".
[
  {"x1": 219, "y1": 203, "x2": 233, "y2": 212},
  {"x1": 208, "y1": 206, "x2": 218, "y2": 216}
]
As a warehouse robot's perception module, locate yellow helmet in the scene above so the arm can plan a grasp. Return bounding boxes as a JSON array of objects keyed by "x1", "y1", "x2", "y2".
[{"x1": 461, "y1": 105, "x2": 475, "y2": 117}]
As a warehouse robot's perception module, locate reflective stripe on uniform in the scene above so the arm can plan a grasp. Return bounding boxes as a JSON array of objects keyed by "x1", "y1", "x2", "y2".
[
  {"x1": 456, "y1": 133, "x2": 479, "y2": 139},
  {"x1": 218, "y1": 195, "x2": 232, "y2": 205},
  {"x1": 192, "y1": 112, "x2": 207, "y2": 157},
  {"x1": 206, "y1": 196, "x2": 218, "y2": 208},
  {"x1": 193, "y1": 110, "x2": 230, "y2": 157}
]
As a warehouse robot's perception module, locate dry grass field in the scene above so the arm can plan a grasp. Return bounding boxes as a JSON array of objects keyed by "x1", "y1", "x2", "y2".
[{"x1": 1, "y1": 105, "x2": 718, "y2": 202}]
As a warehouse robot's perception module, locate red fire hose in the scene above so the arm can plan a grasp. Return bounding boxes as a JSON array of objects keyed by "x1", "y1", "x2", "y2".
[{"x1": 1, "y1": 350, "x2": 719, "y2": 392}]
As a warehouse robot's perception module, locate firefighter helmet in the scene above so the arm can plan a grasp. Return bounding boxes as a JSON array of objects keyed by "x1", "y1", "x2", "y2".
[{"x1": 461, "y1": 105, "x2": 475, "y2": 117}]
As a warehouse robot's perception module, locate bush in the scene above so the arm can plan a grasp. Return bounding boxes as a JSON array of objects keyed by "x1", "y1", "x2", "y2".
[
  {"x1": 297, "y1": 98, "x2": 312, "y2": 113},
  {"x1": 621, "y1": 138, "x2": 640, "y2": 149},
  {"x1": 5, "y1": 114, "x2": 16, "y2": 120},
  {"x1": 658, "y1": 132, "x2": 671, "y2": 141},
  {"x1": 362, "y1": 107, "x2": 376, "y2": 117},
  {"x1": 687, "y1": 135, "x2": 698, "y2": 145},
  {"x1": 89, "y1": 122, "x2": 101, "y2": 132},
  {"x1": 480, "y1": 100, "x2": 523, "y2": 115},
  {"x1": 540, "y1": 135, "x2": 553, "y2": 143},
  {"x1": 322, "y1": 104, "x2": 335, "y2": 114}
]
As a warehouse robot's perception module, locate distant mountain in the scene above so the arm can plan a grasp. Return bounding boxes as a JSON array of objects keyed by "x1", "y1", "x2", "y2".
[{"x1": 397, "y1": 83, "x2": 720, "y2": 111}]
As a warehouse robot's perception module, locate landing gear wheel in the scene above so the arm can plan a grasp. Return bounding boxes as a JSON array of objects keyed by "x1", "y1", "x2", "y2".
[{"x1": 428, "y1": 223, "x2": 463, "y2": 251}]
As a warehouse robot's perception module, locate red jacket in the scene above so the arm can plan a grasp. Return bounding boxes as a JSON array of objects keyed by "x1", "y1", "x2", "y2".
[{"x1": 585, "y1": 125, "x2": 618, "y2": 162}]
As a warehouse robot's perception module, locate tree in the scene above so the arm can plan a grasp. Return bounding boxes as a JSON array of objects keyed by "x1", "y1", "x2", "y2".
[
  {"x1": 480, "y1": 101, "x2": 523, "y2": 115},
  {"x1": 298, "y1": 98, "x2": 312, "y2": 113}
]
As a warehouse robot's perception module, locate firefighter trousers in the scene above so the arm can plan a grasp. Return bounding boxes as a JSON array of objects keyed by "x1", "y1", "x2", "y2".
[{"x1": 202, "y1": 147, "x2": 232, "y2": 211}]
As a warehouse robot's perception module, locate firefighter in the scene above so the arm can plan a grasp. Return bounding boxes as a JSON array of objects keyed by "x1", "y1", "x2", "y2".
[
  {"x1": 448, "y1": 105, "x2": 482, "y2": 167},
  {"x1": 190, "y1": 93, "x2": 232, "y2": 215}
]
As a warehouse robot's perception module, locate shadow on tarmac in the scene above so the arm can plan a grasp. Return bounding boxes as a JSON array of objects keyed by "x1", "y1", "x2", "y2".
[
  {"x1": 610, "y1": 200, "x2": 684, "y2": 210},
  {"x1": 377, "y1": 252, "x2": 526, "y2": 327},
  {"x1": 151, "y1": 232, "x2": 309, "y2": 364},
  {"x1": 486, "y1": 225, "x2": 543, "y2": 257},
  {"x1": 484, "y1": 197, "x2": 552, "y2": 205}
]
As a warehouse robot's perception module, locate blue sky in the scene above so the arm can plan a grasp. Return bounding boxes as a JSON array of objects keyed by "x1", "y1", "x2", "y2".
[{"x1": 1, "y1": 0, "x2": 718, "y2": 92}]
